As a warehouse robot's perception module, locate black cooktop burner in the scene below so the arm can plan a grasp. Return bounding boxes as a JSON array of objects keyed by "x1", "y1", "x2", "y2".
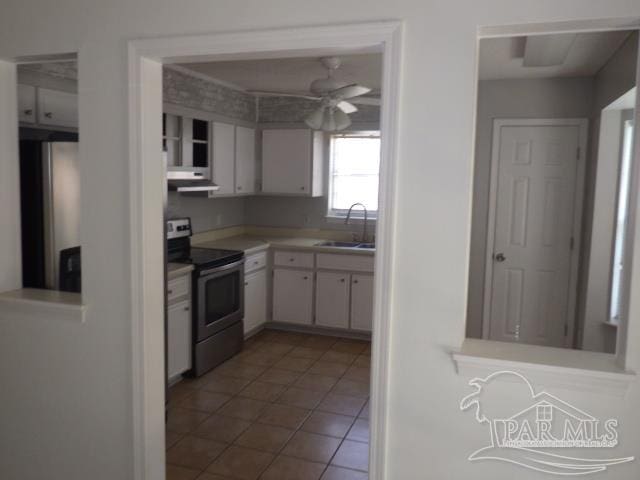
[{"x1": 168, "y1": 246, "x2": 244, "y2": 270}]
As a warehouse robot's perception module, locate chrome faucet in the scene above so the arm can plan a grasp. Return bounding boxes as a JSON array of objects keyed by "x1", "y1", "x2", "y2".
[{"x1": 345, "y1": 203, "x2": 369, "y2": 243}]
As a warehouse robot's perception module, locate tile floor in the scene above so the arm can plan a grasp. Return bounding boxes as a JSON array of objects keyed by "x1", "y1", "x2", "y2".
[{"x1": 166, "y1": 329, "x2": 371, "y2": 480}]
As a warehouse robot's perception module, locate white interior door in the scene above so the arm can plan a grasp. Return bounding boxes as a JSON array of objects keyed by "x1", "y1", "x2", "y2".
[{"x1": 487, "y1": 123, "x2": 581, "y2": 347}]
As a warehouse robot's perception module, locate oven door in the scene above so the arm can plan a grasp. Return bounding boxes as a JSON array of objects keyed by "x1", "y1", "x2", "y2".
[{"x1": 196, "y1": 259, "x2": 244, "y2": 341}]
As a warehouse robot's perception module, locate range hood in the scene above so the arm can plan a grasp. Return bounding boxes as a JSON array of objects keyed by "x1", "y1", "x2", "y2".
[{"x1": 167, "y1": 170, "x2": 220, "y2": 193}]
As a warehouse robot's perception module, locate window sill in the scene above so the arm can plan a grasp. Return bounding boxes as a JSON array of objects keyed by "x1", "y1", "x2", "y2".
[
  {"x1": 452, "y1": 339, "x2": 635, "y2": 397},
  {"x1": 0, "y1": 288, "x2": 86, "y2": 323},
  {"x1": 602, "y1": 320, "x2": 619, "y2": 328},
  {"x1": 325, "y1": 215, "x2": 378, "y2": 225}
]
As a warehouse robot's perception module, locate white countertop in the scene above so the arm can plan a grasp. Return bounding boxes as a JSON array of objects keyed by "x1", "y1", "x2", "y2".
[
  {"x1": 194, "y1": 234, "x2": 375, "y2": 256},
  {"x1": 167, "y1": 263, "x2": 194, "y2": 279}
]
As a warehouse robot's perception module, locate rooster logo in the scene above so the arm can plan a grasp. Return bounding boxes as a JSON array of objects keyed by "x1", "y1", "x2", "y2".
[{"x1": 460, "y1": 371, "x2": 634, "y2": 475}]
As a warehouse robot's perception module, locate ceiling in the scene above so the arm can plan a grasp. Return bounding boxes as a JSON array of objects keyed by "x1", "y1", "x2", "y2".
[
  {"x1": 181, "y1": 53, "x2": 383, "y2": 95},
  {"x1": 479, "y1": 30, "x2": 634, "y2": 80}
]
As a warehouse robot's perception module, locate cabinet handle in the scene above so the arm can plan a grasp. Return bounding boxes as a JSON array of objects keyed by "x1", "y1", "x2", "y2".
[
  {"x1": 254, "y1": 261, "x2": 259, "y2": 265},
  {"x1": 303, "y1": 276, "x2": 308, "y2": 280},
  {"x1": 300, "y1": 186, "x2": 305, "y2": 190},
  {"x1": 44, "y1": 112, "x2": 53, "y2": 118},
  {"x1": 24, "y1": 109, "x2": 33, "y2": 116},
  {"x1": 184, "y1": 306, "x2": 190, "y2": 311},
  {"x1": 289, "y1": 258, "x2": 295, "y2": 262},
  {"x1": 244, "y1": 282, "x2": 249, "y2": 286},
  {"x1": 167, "y1": 289, "x2": 173, "y2": 294},
  {"x1": 237, "y1": 186, "x2": 242, "y2": 191},
  {"x1": 353, "y1": 280, "x2": 359, "y2": 284},
  {"x1": 340, "y1": 278, "x2": 345, "y2": 283}
]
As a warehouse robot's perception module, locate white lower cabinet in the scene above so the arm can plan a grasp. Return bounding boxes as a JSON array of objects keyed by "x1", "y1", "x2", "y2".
[
  {"x1": 244, "y1": 269, "x2": 267, "y2": 333},
  {"x1": 315, "y1": 271, "x2": 350, "y2": 329},
  {"x1": 167, "y1": 299, "x2": 192, "y2": 380},
  {"x1": 272, "y1": 268, "x2": 314, "y2": 325},
  {"x1": 350, "y1": 274, "x2": 374, "y2": 332}
]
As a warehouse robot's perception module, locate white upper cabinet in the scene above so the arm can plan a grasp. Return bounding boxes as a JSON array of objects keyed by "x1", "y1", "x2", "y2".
[
  {"x1": 261, "y1": 129, "x2": 324, "y2": 196},
  {"x1": 315, "y1": 271, "x2": 350, "y2": 329},
  {"x1": 350, "y1": 274, "x2": 374, "y2": 332},
  {"x1": 17, "y1": 84, "x2": 36, "y2": 124},
  {"x1": 211, "y1": 122, "x2": 236, "y2": 195},
  {"x1": 272, "y1": 268, "x2": 314, "y2": 325},
  {"x1": 235, "y1": 126, "x2": 256, "y2": 194},
  {"x1": 37, "y1": 88, "x2": 78, "y2": 128}
]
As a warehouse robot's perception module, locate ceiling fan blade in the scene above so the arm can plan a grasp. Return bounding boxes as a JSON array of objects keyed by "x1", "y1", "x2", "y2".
[
  {"x1": 305, "y1": 105, "x2": 326, "y2": 130},
  {"x1": 349, "y1": 96, "x2": 381, "y2": 106},
  {"x1": 337, "y1": 101, "x2": 358, "y2": 114},
  {"x1": 331, "y1": 83, "x2": 372, "y2": 100},
  {"x1": 249, "y1": 90, "x2": 321, "y2": 101}
]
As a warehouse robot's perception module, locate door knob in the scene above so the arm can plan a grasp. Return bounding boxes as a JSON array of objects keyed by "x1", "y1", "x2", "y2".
[{"x1": 494, "y1": 253, "x2": 506, "y2": 262}]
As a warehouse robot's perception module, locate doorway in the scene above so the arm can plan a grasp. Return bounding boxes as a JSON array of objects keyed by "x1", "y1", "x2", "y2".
[
  {"x1": 483, "y1": 119, "x2": 587, "y2": 347},
  {"x1": 128, "y1": 22, "x2": 402, "y2": 480}
]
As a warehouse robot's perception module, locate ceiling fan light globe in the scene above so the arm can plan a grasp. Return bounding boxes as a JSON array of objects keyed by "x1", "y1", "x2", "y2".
[
  {"x1": 305, "y1": 106, "x2": 325, "y2": 130},
  {"x1": 333, "y1": 108, "x2": 352, "y2": 131},
  {"x1": 322, "y1": 108, "x2": 337, "y2": 132}
]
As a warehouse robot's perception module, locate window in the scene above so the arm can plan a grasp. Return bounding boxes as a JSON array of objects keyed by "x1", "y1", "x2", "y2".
[
  {"x1": 610, "y1": 120, "x2": 635, "y2": 324},
  {"x1": 328, "y1": 132, "x2": 381, "y2": 218}
]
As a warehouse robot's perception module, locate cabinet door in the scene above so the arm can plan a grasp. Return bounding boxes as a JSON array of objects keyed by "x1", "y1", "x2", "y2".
[
  {"x1": 38, "y1": 88, "x2": 78, "y2": 128},
  {"x1": 235, "y1": 126, "x2": 256, "y2": 194},
  {"x1": 351, "y1": 274, "x2": 374, "y2": 331},
  {"x1": 211, "y1": 122, "x2": 236, "y2": 195},
  {"x1": 315, "y1": 271, "x2": 350, "y2": 329},
  {"x1": 244, "y1": 269, "x2": 267, "y2": 334},
  {"x1": 167, "y1": 299, "x2": 192, "y2": 379},
  {"x1": 18, "y1": 84, "x2": 36, "y2": 123},
  {"x1": 272, "y1": 268, "x2": 313, "y2": 325},
  {"x1": 262, "y1": 129, "x2": 311, "y2": 194}
]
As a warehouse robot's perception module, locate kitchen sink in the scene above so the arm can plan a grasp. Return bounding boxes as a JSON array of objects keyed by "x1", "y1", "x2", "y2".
[
  {"x1": 315, "y1": 241, "x2": 375, "y2": 250},
  {"x1": 315, "y1": 241, "x2": 362, "y2": 248}
]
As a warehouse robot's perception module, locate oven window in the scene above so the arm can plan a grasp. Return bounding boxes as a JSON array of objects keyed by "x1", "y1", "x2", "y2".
[{"x1": 204, "y1": 271, "x2": 240, "y2": 324}]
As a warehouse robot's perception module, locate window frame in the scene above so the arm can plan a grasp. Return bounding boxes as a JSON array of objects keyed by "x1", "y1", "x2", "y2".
[{"x1": 326, "y1": 130, "x2": 381, "y2": 220}]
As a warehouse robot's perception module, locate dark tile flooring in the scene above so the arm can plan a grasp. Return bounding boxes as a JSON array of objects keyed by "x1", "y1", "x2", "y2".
[{"x1": 166, "y1": 329, "x2": 371, "y2": 480}]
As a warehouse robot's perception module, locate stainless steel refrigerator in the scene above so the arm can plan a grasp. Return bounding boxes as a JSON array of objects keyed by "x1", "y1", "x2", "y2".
[{"x1": 20, "y1": 140, "x2": 81, "y2": 292}]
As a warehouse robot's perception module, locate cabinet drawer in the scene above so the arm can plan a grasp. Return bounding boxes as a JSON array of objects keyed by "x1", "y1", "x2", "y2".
[
  {"x1": 245, "y1": 251, "x2": 267, "y2": 273},
  {"x1": 274, "y1": 250, "x2": 314, "y2": 268},
  {"x1": 167, "y1": 274, "x2": 190, "y2": 303},
  {"x1": 316, "y1": 253, "x2": 374, "y2": 272}
]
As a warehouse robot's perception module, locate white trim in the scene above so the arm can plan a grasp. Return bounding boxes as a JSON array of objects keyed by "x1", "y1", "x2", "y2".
[
  {"x1": 128, "y1": 21, "x2": 402, "y2": 480},
  {"x1": 481, "y1": 118, "x2": 588, "y2": 348}
]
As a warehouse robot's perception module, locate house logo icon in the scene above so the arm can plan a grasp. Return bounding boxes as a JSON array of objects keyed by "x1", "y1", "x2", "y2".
[{"x1": 460, "y1": 371, "x2": 634, "y2": 475}]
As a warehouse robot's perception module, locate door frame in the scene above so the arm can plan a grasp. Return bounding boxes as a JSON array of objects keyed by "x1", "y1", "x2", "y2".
[
  {"x1": 481, "y1": 118, "x2": 588, "y2": 347},
  {"x1": 128, "y1": 21, "x2": 402, "y2": 480}
]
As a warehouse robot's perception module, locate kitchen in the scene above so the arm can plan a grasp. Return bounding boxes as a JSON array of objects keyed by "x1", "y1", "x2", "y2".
[
  {"x1": 162, "y1": 55, "x2": 380, "y2": 479},
  {"x1": 13, "y1": 52, "x2": 379, "y2": 479}
]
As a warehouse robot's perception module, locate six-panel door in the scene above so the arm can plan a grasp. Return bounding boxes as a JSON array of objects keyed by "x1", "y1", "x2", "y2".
[
  {"x1": 315, "y1": 271, "x2": 350, "y2": 329},
  {"x1": 272, "y1": 268, "x2": 314, "y2": 324}
]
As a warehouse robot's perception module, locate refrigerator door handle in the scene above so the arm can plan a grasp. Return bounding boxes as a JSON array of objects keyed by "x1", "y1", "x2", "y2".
[{"x1": 42, "y1": 142, "x2": 56, "y2": 290}]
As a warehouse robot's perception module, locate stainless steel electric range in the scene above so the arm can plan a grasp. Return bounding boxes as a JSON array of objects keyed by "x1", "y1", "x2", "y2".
[{"x1": 167, "y1": 218, "x2": 245, "y2": 377}]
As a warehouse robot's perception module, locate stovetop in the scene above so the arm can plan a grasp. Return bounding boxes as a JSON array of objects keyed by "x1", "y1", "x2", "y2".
[{"x1": 168, "y1": 246, "x2": 244, "y2": 270}]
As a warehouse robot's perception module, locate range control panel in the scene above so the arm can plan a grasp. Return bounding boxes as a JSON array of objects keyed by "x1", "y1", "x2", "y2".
[{"x1": 167, "y1": 218, "x2": 192, "y2": 240}]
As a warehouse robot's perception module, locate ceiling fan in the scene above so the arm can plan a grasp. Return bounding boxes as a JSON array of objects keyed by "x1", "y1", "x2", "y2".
[{"x1": 249, "y1": 56, "x2": 375, "y2": 131}]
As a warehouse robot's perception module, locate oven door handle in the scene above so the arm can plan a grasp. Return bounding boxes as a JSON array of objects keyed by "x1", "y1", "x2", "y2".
[{"x1": 198, "y1": 259, "x2": 245, "y2": 277}]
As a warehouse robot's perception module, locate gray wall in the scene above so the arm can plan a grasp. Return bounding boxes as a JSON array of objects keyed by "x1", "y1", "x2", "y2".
[
  {"x1": 466, "y1": 77, "x2": 595, "y2": 339},
  {"x1": 166, "y1": 193, "x2": 246, "y2": 232}
]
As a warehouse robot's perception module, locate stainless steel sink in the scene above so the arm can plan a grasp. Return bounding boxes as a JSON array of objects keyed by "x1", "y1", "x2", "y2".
[
  {"x1": 315, "y1": 241, "x2": 362, "y2": 248},
  {"x1": 315, "y1": 241, "x2": 376, "y2": 250}
]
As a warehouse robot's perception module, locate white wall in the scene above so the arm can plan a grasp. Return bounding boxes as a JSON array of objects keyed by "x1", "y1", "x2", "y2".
[
  {"x1": 1, "y1": 2, "x2": 640, "y2": 480},
  {"x1": 467, "y1": 77, "x2": 594, "y2": 338},
  {"x1": 580, "y1": 33, "x2": 638, "y2": 352}
]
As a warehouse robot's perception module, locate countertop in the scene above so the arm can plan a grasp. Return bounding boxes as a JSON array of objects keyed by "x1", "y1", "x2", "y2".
[
  {"x1": 167, "y1": 263, "x2": 194, "y2": 279},
  {"x1": 193, "y1": 234, "x2": 375, "y2": 256}
]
